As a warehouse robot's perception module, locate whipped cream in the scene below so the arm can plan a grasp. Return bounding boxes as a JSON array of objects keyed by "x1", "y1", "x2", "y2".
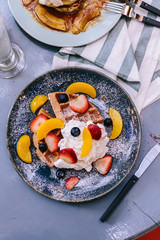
[
  {"x1": 39, "y1": 0, "x2": 63, "y2": 7},
  {"x1": 54, "y1": 120, "x2": 109, "y2": 172}
]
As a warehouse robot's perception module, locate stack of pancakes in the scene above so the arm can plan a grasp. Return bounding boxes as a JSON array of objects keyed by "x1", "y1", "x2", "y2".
[{"x1": 23, "y1": 0, "x2": 103, "y2": 34}]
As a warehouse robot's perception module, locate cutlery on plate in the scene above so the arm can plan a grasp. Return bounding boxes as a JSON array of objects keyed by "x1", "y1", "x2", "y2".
[
  {"x1": 104, "y1": 1, "x2": 160, "y2": 28},
  {"x1": 100, "y1": 143, "x2": 160, "y2": 222}
]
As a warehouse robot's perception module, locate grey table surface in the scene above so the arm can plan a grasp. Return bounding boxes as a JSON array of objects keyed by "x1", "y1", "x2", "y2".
[{"x1": 1, "y1": 1, "x2": 160, "y2": 240}]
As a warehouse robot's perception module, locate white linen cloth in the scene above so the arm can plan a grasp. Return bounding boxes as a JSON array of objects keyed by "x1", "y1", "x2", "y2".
[{"x1": 52, "y1": 0, "x2": 160, "y2": 113}]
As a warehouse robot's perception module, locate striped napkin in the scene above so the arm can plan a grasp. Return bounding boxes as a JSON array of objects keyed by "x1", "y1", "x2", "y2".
[{"x1": 52, "y1": 0, "x2": 160, "y2": 113}]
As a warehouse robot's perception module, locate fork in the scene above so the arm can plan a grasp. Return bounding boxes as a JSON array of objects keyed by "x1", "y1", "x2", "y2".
[{"x1": 104, "y1": 0, "x2": 160, "y2": 28}]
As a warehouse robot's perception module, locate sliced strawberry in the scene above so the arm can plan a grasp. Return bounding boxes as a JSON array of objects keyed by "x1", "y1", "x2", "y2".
[
  {"x1": 59, "y1": 148, "x2": 77, "y2": 164},
  {"x1": 30, "y1": 114, "x2": 48, "y2": 133},
  {"x1": 87, "y1": 124, "x2": 102, "y2": 140},
  {"x1": 93, "y1": 155, "x2": 113, "y2": 175},
  {"x1": 65, "y1": 176, "x2": 79, "y2": 190},
  {"x1": 69, "y1": 94, "x2": 89, "y2": 113},
  {"x1": 45, "y1": 133, "x2": 60, "y2": 153}
]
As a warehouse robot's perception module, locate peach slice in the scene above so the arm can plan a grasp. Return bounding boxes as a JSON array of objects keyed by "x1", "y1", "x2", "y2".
[
  {"x1": 30, "y1": 95, "x2": 48, "y2": 113},
  {"x1": 36, "y1": 118, "x2": 64, "y2": 141},
  {"x1": 109, "y1": 108, "x2": 123, "y2": 139},
  {"x1": 80, "y1": 127, "x2": 92, "y2": 158},
  {"x1": 17, "y1": 135, "x2": 32, "y2": 163},
  {"x1": 66, "y1": 82, "x2": 97, "y2": 98}
]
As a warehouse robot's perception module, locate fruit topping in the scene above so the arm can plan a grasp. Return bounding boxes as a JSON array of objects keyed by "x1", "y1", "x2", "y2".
[
  {"x1": 17, "y1": 135, "x2": 32, "y2": 163},
  {"x1": 36, "y1": 118, "x2": 64, "y2": 141},
  {"x1": 87, "y1": 124, "x2": 102, "y2": 140},
  {"x1": 59, "y1": 148, "x2": 77, "y2": 164},
  {"x1": 56, "y1": 169, "x2": 65, "y2": 179},
  {"x1": 80, "y1": 127, "x2": 92, "y2": 158},
  {"x1": 58, "y1": 93, "x2": 69, "y2": 103},
  {"x1": 93, "y1": 155, "x2": 113, "y2": 175},
  {"x1": 39, "y1": 143, "x2": 48, "y2": 153},
  {"x1": 104, "y1": 118, "x2": 112, "y2": 127},
  {"x1": 71, "y1": 127, "x2": 81, "y2": 137},
  {"x1": 30, "y1": 95, "x2": 48, "y2": 113},
  {"x1": 22, "y1": 0, "x2": 33, "y2": 6},
  {"x1": 66, "y1": 82, "x2": 97, "y2": 98},
  {"x1": 45, "y1": 133, "x2": 60, "y2": 153},
  {"x1": 109, "y1": 108, "x2": 123, "y2": 139},
  {"x1": 35, "y1": 5, "x2": 68, "y2": 32},
  {"x1": 69, "y1": 94, "x2": 89, "y2": 113},
  {"x1": 30, "y1": 114, "x2": 48, "y2": 133},
  {"x1": 65, "y1": 176, "x2": 79, "y2": 190}
]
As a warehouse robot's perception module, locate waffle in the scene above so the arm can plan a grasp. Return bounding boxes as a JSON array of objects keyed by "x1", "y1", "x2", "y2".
[
  {"x1": 33, "y1": 108, "x2": 61, "y2": 168},
  {"x1": 48, "y1": 92, "x2": 103, "y2": 124}
]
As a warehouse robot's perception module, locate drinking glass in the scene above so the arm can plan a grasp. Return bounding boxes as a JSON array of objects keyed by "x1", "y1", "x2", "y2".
[{"x1": 0, "y1": 10, "x2": 25, "y2": 79}]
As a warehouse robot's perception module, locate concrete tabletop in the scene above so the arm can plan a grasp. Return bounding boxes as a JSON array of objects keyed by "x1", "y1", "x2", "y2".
[{"x1": 1, "y1": 1, "x2": 160, "y2": 240}]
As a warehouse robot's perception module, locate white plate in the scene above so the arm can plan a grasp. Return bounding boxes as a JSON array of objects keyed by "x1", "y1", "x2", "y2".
[{"x1": 8, "y1": 0, "x2": 121, "y2": 47}]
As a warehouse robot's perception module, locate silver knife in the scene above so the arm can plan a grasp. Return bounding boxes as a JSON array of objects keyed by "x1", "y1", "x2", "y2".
[
  {"x1": 130, "y1": 0, "x2": 160, "y2": 16},
  {"x1": 105, "y1": 2, "x2": 160, "y2": 28},
  {"x1": 123, "y1": 5, "x2": 160, "y2": 28},
  {"x1": 100, "y1": 143, "x2": 160, "y2": 222}
]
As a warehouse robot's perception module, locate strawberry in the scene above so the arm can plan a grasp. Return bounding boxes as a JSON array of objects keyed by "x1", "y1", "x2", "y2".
[
  {"x1": 30, "y1": 114, "x2": 48, "y2": 133},
  {"x1": 87, "y1": 124, "x2": 102, "y2": 140},
  {"x1": 59, "y1": 148, "x2": 77, "y2": 164},
  {"x1": 65, "y1": 176, "x2": 79, "y2": 190},
  {"x1": 93, "y1": 155, "x2": 113, "y2": 175},
  {"x1": 69, "y1": 94, "x2": 89, "y2": 113},
  {"x1": 45, "y1": 133, "x2": 60, "y2": 153}
]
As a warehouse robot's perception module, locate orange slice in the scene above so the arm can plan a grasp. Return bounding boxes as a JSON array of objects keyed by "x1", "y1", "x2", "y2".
[
  {"x1": 17, "y1": 135, "x2": 32, "y2": 163},
  {"x1": 30, "y1": 95, "x2": 48, "y2": 113},
  {"x1": 36, "y1": 118, "x2": 64, "y2": 141},
  {"x1": 109, "y1": 108, "x2": 123, "y2": 139},
  {"x1": 66, "y1": 82, "x2": 97, "y2": 98},
  {"x1": 80, "y1": 127, "x2": 92, "y2": 158}
]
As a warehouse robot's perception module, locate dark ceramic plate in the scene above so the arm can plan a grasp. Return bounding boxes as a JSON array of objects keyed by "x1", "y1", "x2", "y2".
[{"x1": 7, "y1": 68, "x2": 141, "y2": 202}]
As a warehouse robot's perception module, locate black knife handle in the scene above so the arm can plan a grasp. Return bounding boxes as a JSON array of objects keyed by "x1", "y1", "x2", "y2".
[
  {"x1": 100, "y1": 175, "x2": 138, "y2": 222},
  {"x1": 142, "y1": 16, "x2": 160, "y2": 28},
  {"x1": 140, "y1": 1, "x2": 160, "y2": 16}
]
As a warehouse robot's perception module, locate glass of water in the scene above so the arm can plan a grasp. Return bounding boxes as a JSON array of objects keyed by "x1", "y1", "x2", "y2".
[{"x1": 0, "y1": 10, "x2": 25, "y2": 79}]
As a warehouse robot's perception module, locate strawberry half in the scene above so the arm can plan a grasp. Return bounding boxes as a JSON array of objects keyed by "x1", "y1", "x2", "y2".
[
  {"x1": 65, "y1": 176, "x2": 79, "y2": 190},
  {"x1": 69, "y1": 94, "x2": 89, "y2": 113},
  {"x1": 87, "y1": 124, "x2": 102, "y2": 140},
  {"x1": 93, "y1": 155, "x2": 113, "y2": 175},
  {"x1": 59, "y1": 148, "x2": 77, "y2": 164},
  {"x1": 30, "y1": 114, "x2": 48, "y2": 133},
  {"x1": 45, "y1": 133, "x2": 60, "y2": 153}
]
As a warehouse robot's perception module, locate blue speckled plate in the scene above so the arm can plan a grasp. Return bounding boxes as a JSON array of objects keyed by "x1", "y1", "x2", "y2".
[
  {"x1": 8, "y1": 0, "x2": 121, "y2": 47},
  {"x1": 6, "y1": 67, "x2": 141, "y2": 202}
]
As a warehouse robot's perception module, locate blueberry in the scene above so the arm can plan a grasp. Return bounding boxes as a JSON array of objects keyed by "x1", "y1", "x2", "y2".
[
  {"x1": 104, "y1": 118, "x2": 112, "y2": 127},
  {"x1": 59, "y1": 93, "x2": 69, "y2": 103},
  {"x1": 56, "y1": 169, "x2": 65, "y2": 179},
  {"x1": 39, "y1": 143, "x2": 48, "y2": 153},
  {"x1": 71, "y1": 127, "x2": 81, "y2": 137}
]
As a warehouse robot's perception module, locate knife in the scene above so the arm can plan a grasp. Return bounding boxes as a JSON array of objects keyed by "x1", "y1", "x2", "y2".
[
  {"x1": 130, "y1": 0, "x2": 160, "y2": 17},
  {"x1": 104, "y1": 3, "x2": 160, "y2": 28},
  {"x1": 100, "y1": 143, "x2": 160, "y2": 222},
  {"x1": 122, "y1": 5, "x2": 160, "y2": 28}
]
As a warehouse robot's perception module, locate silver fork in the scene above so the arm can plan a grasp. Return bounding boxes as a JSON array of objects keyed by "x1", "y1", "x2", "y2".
[
  {"x1": 104, "y1": 0, "x2": 160, "y2": 28},
  {"x1": 105, "y1": 1, "x2": 126, "y2": 14}
]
